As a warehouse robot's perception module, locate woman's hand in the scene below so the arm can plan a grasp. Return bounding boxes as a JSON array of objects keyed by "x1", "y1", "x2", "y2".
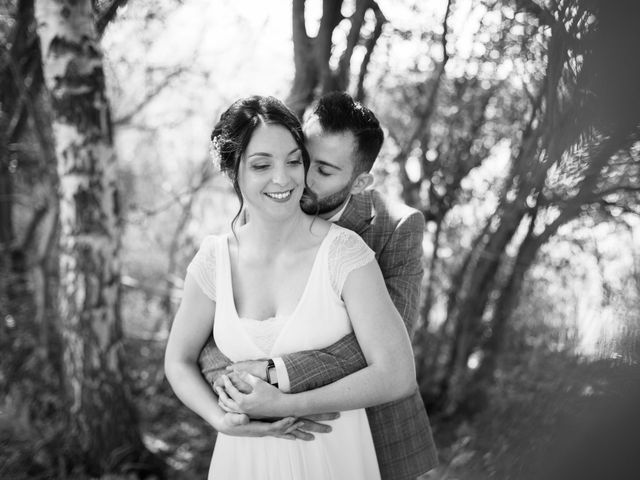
[{"x1": 216, "y1": 371, "x2": 286, "y2": 418}]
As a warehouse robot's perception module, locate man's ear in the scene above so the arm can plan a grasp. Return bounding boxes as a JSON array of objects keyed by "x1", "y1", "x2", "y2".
[{"x1": 349, "y1": 172, "x2": 374, "y2": 195}]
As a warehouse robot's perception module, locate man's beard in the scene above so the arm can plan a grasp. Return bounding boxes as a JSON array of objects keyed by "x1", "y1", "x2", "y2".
[{"x1": 301, "y1": 182, "x2": 352, "y2": 215}]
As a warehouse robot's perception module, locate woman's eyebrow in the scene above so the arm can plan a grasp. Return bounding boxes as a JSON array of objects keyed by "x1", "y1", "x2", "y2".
[
  {"x1": 247, "y1": 152, "x2": 273, "y2": 159},
  {"x1": 248, "y1": 147, "x2": 300, "y2": 159}
]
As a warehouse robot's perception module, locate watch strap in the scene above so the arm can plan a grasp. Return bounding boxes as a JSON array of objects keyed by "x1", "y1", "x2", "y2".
[{"x1": 266, "y1": 359, "x2": 278, "y2": 388}]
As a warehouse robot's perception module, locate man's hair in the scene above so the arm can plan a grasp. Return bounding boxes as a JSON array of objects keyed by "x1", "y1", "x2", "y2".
[{"x1": 309, "y1": 92, "x2": 383, "y2": 174}]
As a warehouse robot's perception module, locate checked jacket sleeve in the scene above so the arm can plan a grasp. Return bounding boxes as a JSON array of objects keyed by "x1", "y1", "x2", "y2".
[{"x1": 282, "y1": 211, "x2": 425, "y2": 394}]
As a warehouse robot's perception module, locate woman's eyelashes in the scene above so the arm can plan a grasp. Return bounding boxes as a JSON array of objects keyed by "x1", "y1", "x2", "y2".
[
  {"x1": 250, "y1": 163, "x2": 270, "y2": 171},
  {"x1": 249, "y1": 156, "x2": 303, "y2": 171}
]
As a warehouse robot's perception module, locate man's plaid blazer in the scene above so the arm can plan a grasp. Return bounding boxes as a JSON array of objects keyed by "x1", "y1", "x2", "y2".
[{"x1": 199, "y1": 190, "x2": 438, "y2": 480}]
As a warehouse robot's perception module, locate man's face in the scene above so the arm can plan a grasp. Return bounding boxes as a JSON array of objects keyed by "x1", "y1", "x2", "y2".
[{"x1": 301, "y1": 120, "x2": 358, "y2": 218}]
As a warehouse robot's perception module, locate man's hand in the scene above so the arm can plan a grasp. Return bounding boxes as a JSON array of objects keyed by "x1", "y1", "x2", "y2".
[
  {"x1": 216, "y1": 412, "x2": 304, "y2": 440},
  {"x1": 226, "y1": 359, "x2": 269, "y2": 381},
  {"x1": 296, "y1": 412, "x2": 340, "y2": 435}
]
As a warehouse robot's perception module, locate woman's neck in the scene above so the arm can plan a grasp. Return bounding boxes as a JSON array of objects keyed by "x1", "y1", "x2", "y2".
[{"x1": 239, "y1": 209, "x2": 309, "y2": 254}]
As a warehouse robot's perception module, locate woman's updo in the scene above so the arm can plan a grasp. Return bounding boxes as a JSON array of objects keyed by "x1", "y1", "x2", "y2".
[{"x1": 210, "y1": 96, "x2": 310, "y2": 196}]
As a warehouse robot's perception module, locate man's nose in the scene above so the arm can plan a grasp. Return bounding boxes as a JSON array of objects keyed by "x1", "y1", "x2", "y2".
[{"x1": 305, "y1": 171, "x2": 316, "y2": 188}]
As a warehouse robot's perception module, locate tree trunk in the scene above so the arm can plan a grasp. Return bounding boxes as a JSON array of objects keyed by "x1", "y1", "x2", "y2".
[
  {"x1": 0, "y1": 155, "x2": 13, "y2": 253},
  {"x1": 462, "y1": 213, "x2": 545, "y2": 411},
  {"x1": 286, "y1": 0, "x2": 320, "y2": 118},
  {"x1": 34, "y1": 0, "x2": 160, "y2": 474},
  {"x1": 440, "y1": 201, "x2": 529, "y2": 404},
  {"x1": 286, "y1": 0, "x2": 385, "y2": 116},
  {"x1": 455, "y1": 131, "x2": 631, "y2": 412},
  {"x1": 1, "y1": 0, "x2": 38, "y2": 299}
]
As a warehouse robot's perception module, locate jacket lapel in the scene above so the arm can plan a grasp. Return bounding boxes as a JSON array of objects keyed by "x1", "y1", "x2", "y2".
[{"x1": 336, "y1": 192, "x2": 375, "y2": 235}]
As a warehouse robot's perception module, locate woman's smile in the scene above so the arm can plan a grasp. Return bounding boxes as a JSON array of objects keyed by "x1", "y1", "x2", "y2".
[{"x1": 264, "y1": 189, "x2": 295, "y2": 201}]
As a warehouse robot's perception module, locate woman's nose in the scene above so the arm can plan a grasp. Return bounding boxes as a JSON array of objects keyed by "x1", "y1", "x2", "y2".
[{"x1": 272, "y1": 164, "x2": 289, "y2": 185}]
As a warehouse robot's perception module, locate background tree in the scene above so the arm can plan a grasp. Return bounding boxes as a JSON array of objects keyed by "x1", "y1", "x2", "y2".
[
  {"x1": 33, "y1": 0, "x2": 159, "y2": 475},
  {"x1": 287, "y1": 0, "x2": 387, "y2": 116},
  {"x1": 0, "y1": 0, "x2": 57, "y2": 339},
  {"x1": 385, "y1": 0, "x2": 640, "y2": 415}
]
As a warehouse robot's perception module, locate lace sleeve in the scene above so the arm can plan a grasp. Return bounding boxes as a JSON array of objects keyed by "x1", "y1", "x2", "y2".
[
  {"x1": 329, "y1": 228, "x2": 376, "y2": 296},
  {"x1": 186, "y1": 235, "x2": 217, "y2": 301}
]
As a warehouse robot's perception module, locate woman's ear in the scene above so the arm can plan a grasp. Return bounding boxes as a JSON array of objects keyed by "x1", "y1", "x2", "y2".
[{"x1": 349, "y1": 172, "x2": 374, "y2": 195}]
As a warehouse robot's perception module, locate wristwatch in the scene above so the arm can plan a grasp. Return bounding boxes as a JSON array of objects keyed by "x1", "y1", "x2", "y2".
[{"x1": 266, "y1": 359, "x2": 278, "y2": 388}]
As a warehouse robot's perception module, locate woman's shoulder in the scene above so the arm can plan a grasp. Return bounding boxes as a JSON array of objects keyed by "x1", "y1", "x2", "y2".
[
  {"x1": 327, "y1": 224, "x2": 374, "y2": 258},
  {"x1": 325, "y1": 224, "x2": 376, "y2": 295},
  {"x1": 328, "y1": 223, "x2": 367, "y2": 245},
  {"x1": 197, "y1": 233, "x2": 223, "y2": 250}
]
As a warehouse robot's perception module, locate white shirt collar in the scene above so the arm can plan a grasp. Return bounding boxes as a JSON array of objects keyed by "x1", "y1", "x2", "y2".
[{"x1": 326, "y1": 196, "x2": 351, "y2": 223}]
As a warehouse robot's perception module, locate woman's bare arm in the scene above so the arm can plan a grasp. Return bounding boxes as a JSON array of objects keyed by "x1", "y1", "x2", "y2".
[
  {"x1": 165, "y1": 274, "x2": 303, "y2": 438},
  {"x1": 219, "y1": 260, "x2": 417, "y2": 417}
]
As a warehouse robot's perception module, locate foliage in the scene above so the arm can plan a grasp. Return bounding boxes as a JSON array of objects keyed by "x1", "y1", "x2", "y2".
[
  {"x1": 1, "y1": 0, "x2": 639, "y2": 477},
  {"x1": 0, "y1": 284, "x2": 70, "y2": 478},
  {"x1": 358, "y1": 0, "x2": 640, "y2": 415}
]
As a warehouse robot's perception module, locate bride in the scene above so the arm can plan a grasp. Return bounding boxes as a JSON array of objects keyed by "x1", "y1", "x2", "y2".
[{"x1": 164, "y1": 95, "x2": 418, "y2": 479}]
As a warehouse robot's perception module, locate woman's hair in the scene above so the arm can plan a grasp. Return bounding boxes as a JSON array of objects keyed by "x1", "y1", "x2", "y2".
[{"x1": 210, "y1": 95, "x2": 315, "y2": 227}]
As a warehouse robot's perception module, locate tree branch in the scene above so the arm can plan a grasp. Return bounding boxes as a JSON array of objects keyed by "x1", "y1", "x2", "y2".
[
  {"x1": 291, "y1": 0, "x2": 311, "y2": 57},
  {"x1": 393, "y1": 0, "x2": 453, "y2": 165},
  {"x1": 126, "y1": 154, "x2": 215, "y2": 223},
  {"x1": 113, "y1": 66, "x2": 187, "y2": 126},
  {"x1": 19, "y1": 202, "x2": 49, "y2": 252},
  {"x1": 355, "y1": 0, "x2": 386, "y2": 101},
  {"x1": 286, "y1": 0, "x2": 319, "y2": 116},
  {"x1": 513, "y1": 0, "x2": 554, "y2": 26},
  {"x1": 597, "y1": 200, "x2": 640, "y2": 217},
  {"x1": 334, "y1": 0, "x2": 369, "y2": 91},
  {"x1": 94, "y1": 0, "x2": 129, "y2": 37}
]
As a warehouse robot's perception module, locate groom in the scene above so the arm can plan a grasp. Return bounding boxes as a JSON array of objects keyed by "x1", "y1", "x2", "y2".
[{"x1": 199, "y1": 92, "x2": 438, "y2": 479}]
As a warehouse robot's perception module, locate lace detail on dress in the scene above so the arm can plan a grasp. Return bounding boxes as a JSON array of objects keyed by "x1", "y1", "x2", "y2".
[
  {"x1": 328, "y1": 228, "x2": 375, "y2": 296},
  {"x1": 239, "y1": 316, "x2": 289, "y2": 355},
  {"x1": 186, "y1": 236, "x2": 217, "y2": 301}
]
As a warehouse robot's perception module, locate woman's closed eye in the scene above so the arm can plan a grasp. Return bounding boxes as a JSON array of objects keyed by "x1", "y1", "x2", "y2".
[
  {"x1": 287, "y1": 154, "x2": 303, "y2": 166},
  {"x1": 250, "y1": 163, "x2": 270, "y2": 171}
]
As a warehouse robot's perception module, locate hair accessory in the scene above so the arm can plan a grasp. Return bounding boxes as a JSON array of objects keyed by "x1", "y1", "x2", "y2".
[{"x1": 209, "y1": 135, "x2": 222, "y2": 170}]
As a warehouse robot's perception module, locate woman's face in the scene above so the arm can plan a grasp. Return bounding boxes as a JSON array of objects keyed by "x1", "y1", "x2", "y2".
[{"x1": 238, "y1": 122, "x2": 305, "y2": 221}]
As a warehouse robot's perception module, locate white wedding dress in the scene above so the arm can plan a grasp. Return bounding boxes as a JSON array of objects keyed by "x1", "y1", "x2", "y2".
[{"x1": 187, "y1": 224, "x2": 381, "y2": 480}]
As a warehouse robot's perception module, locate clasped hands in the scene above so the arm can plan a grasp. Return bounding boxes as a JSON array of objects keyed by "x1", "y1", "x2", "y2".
[{"x1": 213, "y1": 360, "x2": 339, "y2": 441}]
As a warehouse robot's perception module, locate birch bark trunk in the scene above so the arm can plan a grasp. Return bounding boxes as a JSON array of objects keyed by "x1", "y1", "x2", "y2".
[{"x1": 34, "y1": 0, "x2": 154, "y2": 473}]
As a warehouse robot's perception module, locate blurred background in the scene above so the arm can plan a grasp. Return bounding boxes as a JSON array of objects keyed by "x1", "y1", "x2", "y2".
[{"x1": 1, "y1": 0, "x2": 639, "y2": 478}]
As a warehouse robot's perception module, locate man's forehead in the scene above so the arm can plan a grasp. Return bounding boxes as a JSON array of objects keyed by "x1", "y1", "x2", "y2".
[{"x1": 304, "y1": 122, "x2": 356, "y2": 149}]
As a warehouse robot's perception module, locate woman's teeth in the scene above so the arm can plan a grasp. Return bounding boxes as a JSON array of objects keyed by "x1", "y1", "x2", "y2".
[{"x1": 265, "y1": 190, "x2": 293, "y2": 200}]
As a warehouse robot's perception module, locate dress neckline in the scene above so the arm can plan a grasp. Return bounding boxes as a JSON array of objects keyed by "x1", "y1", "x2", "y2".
[
  {"x1": 238, "y1": 314, "x2": 290, "y2": 323},
  {"x1": 223, "y1": 223, "x2": 335, "y2": 323}
]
